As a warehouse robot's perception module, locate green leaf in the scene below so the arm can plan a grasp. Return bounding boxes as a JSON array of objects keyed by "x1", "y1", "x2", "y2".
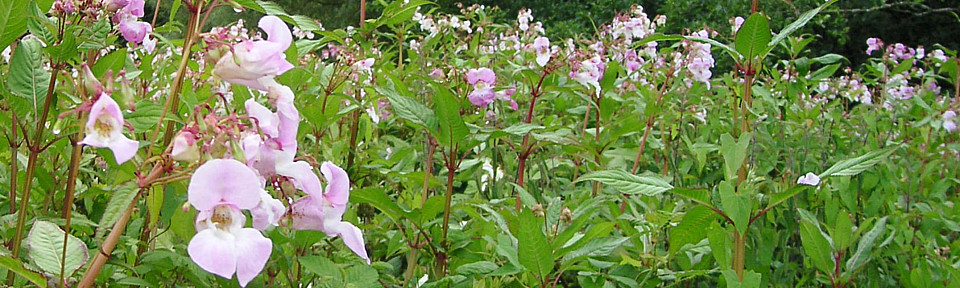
[
  {"x1": 455, "y1": 261, "x2": 499, "y2": 275},
  {"x1": 91, "y1": 49, "x2": 127, "y2": 78},
  {"x1": 374, "y1": 0, "x2": 431, "y2": 27},
  {"x1": 668, "y1": 188, "x2": 716, "y2": 209},
  {"x1": 7, "y1": 36, "x2": 49, "y2": 118},
  {"x1": 818, "y1": 146, "x2": 898, "y2": 179},
  {"x1": 96, "y1": 183, "x2": 139, "y2": 239},
  {"x1": 375, "y1": 85, "x2": 437, "y2": 130},
  {"x1": 707, "y1": 222, "x2": 730, "y2": 267},
  {"x1": 576, "y1": 170, "x2": 673, "y2": 196},
  {"x1": 670, "y1": 206, "x2": 721, "y2": 254},
  {"x1": 845, "y1": 217, "x2": 887, "y2": 272},
  {"x1": 808, "y1": 63, "x2": 840, "y2": 81},
  {"x1": 735, "y1": 13, "x2": 771, "y2": 61},
  {"x1": 344, "y1": 264, "x2": 379, "y2": 287},
  {"x1": 25, "y1": 221, "x2": 89, "y2": 277},
  {"x1": 350, "y1": 188, "x2": 405, "y2": 224},
  {"x1": 299, "y1": 256, "x2": 343, "y2": 282},
  {"x1": 832, "y1": 210, "x2": 853, "y2": 251},
  {"x1": 769, "y1": 0, "x2": 839, "y2": 49},
  {"x1": 719, "y1": 133, "x2": 752, "y2": 182},
  {"x1": 0, "y1": 256, "x2": 48, "y2": 288},
  {"x1": 561, "y1": 237, "x2": 628, "y2": 262},
  {"x1": 722, "y1": 269, "x2": 762, "y2": 288},
  {"x1": 433, "y1": 84, "x2": 468, "y2": 148},
  {"x1": 497, "y1": 123, "x2": 545, "y2": 138},
  {"x1": 718, "y1": 181, "x2": 751, "y2": 234},
  {"x1": 763, "y1": 185, "x2": 808, "y2": 211},
  {"x1": 514, "y1": 210, "x2": 554, "y2": 278},
  {"x1": 0, "y1": 0, "x2": 29, "y2": 50},
  {"x1": 798, "y1": 212, "x2": 835, "y2": 274}
]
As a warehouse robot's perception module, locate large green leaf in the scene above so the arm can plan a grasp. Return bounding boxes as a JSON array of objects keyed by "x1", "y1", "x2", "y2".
[
  {"x1": 0, "y1": 256, "x2": 48, "y2": 287},
  {"x1": 561, "y1": 237, "x2": 628, "y2": 262},
  {"x1": 768, "y1": 0, "x2": 839, "y2": 49},
  {"x1": 576, "y1": 170, "x2": 673, "y2": 196},
  {"x1": 0, "y1": 0, "x2": 29, "y2": 50},
  {"x1": 722, "y1": 269, "x2": 762, "y2": 288},
  {"x1": 670, "y1": 206, "x2": 720, "y2": 254},
  {"x1": 432, "y1": 84, "x2": 469, "y2": 148},
  {"x1": 818, "y1": 146, "x2": 898, "y2": 179},
  {"x1": 734, "y1": 13, "x2": 771, "y2": 61},
  {"x1": 845, "y1": 217, "x2": 888, "y2": 272},
  {"x1": 25, "y1": 221, "x2": 88, "y2": 278},
  {"x1": 374, "y1": 0, "x2": 432, "y2": 28},
  {"x1": 375, "y1": 85, "x2": 437, "y2": 130},
  {"x1": 350, "y1": 187, "x2": 405, "y2": 224},
  {"x1": 719, "y1": 133, "x2": 752, "y2": 182},
  {"x1": 668, "y1": 188, "x2": 715, "y2": 209},
  {"x1": 7, "y1": 36, "x2": 50, "y2": 118},
  {"x1": 515, "y1": 210, "x2": 554, "y2": 278},
  {"x1": 798, "y1": 210, "x2": 835, "y2": 274},
  {"x1": 96, "y1": 183, "x2": 139, "y2": 239},
  {"x1": 718, "y1": 181, "x2": 751, "y2": 234}
]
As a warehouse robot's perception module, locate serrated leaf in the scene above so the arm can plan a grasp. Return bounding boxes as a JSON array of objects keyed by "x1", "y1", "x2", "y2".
[
  {"x1": 0, "y1": 256, "x2": 48, "y2": 288},
  {"x1": 818, "y1": 146, "x2": 898, "y2": 178},
  {"x1": 561, "y1": 237, "x2": 628, "y2": 262},
  {"x1": 299, "y1": 256, "x2": 343, "y2": 282},
  {"x1": 670, "y1": 206, "x2": 720, "y2": 254},
  {"x1": 498, "y1": 123, "x2": 545, "y2": 137},
  {"x1": 344, "y1": 264, "x2": 378, "y2": 287},
  {"x1": 374, "y1": 0, "x2": 431, "y2": 28},
  {"x1": 8, "y1": 36, "x2": 49, "y2": 118},
  {"x1": 455, "y1": 261, "x2": 498, "y2": 275},
  {"x1": 833, "y1": 209, "x2": 853, "y2": 251},
  {"x1": 576, "y1": 170, "x2": 673, "y2": 196},
  {"x1": 722, "y1": 269, "x2": 762, "y2": 288},
  {"x1": 798, "y1": 213, "x2": 835, "y2": 274},
  {"x1": 0, "y1": 0, "x2": 29, "y2": 50},
  {"x1": 92, "y1": 49, "x2": 126, "y2": 78},
  {"x1": 375, "y1": 85, "x2": 437, "y2": 130},
  {"x1": 735, "y1": 13, "x2": 771, "y2": 61},
  {"x1": 96, "y1": 183, "x2": 139, "y2": 239},
  {"x1": 433, "y1": 84, "x2": 468, "y2": 148},
  {"x1": 350, "y1": 188, "x2": 405, "y2": 224},
  {"x1": 25, "y1": 221, "x2": 88, "y2": 277},
  {"x1": 668, "y1": 188, "x2": 715, "y2": 209},
  {"x1": 845, "y1": 217, "x2": 887, "y2": 272},
  {"x1": 763, "y1": 185, "x2": 807, "y2": 211},
  {"x1": 515, "y1": 210, "x2": 554, "y2": 278}
]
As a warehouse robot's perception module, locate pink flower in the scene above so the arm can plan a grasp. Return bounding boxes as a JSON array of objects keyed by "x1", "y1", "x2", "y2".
[
  {"x1": 187, "y1": 159, "x2": 273, "y2": 287},
  {"x1": 866, "y1": 38, "x2": 883, "y2": 56},
  {"x1": 79, "y1": 94, "x2": 139, "y2": 165},
  {"x1": 142, "y1": 35, "x2": 157, "y2": 53},
  {"x1": 124, "y1": 0, "x2": 145, "y2": 17},
  {"x1": 943, "y1": 111, "x2": 957, "y2": 132},
  {"x1": 287, "y1": 162, "x2": 369, "y2": 263},
  {"x1": 732, "y1": 16, "x2": 745, "y2": 33},
  {"x1": 214, "y1": 16, "x2": 294, "y2": 91},
  {"x1": 570, "y1": 55, "x2": 606, "y2": 96},
  {"x1": 468, "y1": 82, "x2": 496, "y2": 107},
  {"x1": 532, "y1": 36, "x2": 551, "y2": 67},
  {"x1": 796, "y1": 172, "x2": 821, "y2": 186},
  {"x1": 466, "y1": 68, "x2": 495, "y2": 85},
  {"x1": 118, "y1": 14, "x2": 151, "y2": 44},
  {"x1": 103, "y1": 0, "x2": 129, "y2": 13}
]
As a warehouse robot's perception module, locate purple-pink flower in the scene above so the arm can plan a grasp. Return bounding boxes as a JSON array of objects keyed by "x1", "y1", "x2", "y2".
[
  {"x1": 287, "y1": 162, "x2": 370, "y2": 263},
  {"x1": 187, "y1": 159, "x2": 273, "y2": 287},
  {"x1": 79, "y1": 94, "x2": 139, "y2": 165},
  {"x1": 214, "y1": 16, "x2": 294, "y2": 91},
  {"x1": 866, "y1": 38, "x2": 883, "y2": 56},
  {"x1": 467, "y1": 68, "x2": 497, "y2": 107}
]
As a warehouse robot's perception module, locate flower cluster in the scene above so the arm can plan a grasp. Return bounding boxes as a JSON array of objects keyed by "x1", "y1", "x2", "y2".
[
  {"x1": 682, "y1": 30, "x2": 715, "y2": 89},
  {"x1": 78, "y1": 65, "x2": 140, "y2": 165},
  {"x1": 179, "y1": 16, "x2": 368, "y2": 287}
]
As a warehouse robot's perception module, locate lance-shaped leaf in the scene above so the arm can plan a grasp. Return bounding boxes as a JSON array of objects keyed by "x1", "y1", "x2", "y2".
[
  {"x1": 735, "y1": 13, "x2": 771, "y2": 61},
  {"x1": 7, "y1": 36, "x2": 50, "y2": 119},
  {"x1": 818, "y1": 146, "x2": 898, "y2": 179},
  {"x1": 0, "y1": 256, "x2": 47, "y2": 288},
  {"x1": 514, "y1": 210, "x2": 554, "y2": 278},
  {"x1": 432, "y1": 84, "x2": 469, "y2": 149},
  {"x1": 25, "y1": 221, "x2": 89, "y2": 278},
  {"x1": 0, "y1": 0, "x2": 29, "y2": 50},
  {"x1": 769, "y1": 0, "x2": 839, "y2": 49},
  {"x1": 375, "y1": 85, "x2": 438, "y2": 129},
  {"x1": 576, "y1": 170, "x2": 673, "y2": 196},
  {"x1": 797, "y1": 209, "x2": 835, "y2": 274},
  {"x1": 846, "y1": 217, "x2": 888, "y2": 272}
]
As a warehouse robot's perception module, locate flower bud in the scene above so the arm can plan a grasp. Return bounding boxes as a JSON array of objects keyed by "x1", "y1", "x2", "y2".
[
  {"x1": 171, "y1": 131, "x2": 200, "y2": 162},
  {"x1": 81, "y1": 64, "x2": 103, "y2": 95},
  {"x1": 102, "y1": 0, "x2": 129, "y2": 13},
  {"x1": 116, "y1": 72, "x2": 136, "y2": 110}
]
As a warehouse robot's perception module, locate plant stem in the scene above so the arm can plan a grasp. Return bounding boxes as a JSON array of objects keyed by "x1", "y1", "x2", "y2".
[
  {"x1": 7, "y1": 66, "x2": 61, "y2": 285},
  {"x1": 7, "y1": 114, "x2": 18, "y2": 214},
  {"x1": 733, "y1": 230, "x2": 746, "y2": 281},
  {"x1": 515, "y1": 69, "x2": 549, "y2": 210},
  {"x1": 59, "y1": 135, "x2": 83, "y2": 287},
  {"x1": 76, "y1": 193, "x2": 139, "y2": 288},
  {"x1": 422, "y1": 137, "x2": 436, "y2": 207},
  {"x1": 438, "y1": 148, "x2": 458, "y2": 276}
]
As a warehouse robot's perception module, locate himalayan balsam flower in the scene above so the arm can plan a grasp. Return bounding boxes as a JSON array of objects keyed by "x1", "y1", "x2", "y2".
[
  {"x1": 571, "y1": 55, "x2": 606, "y2": 96},
  {"x1": 187, "y1": 159, "x2": 273, "y2": 287},
  {"x1": 288, "y1": 162, "x2": 370, "y2": 263},
  {"x1": 866, "y1": 38, "x2": 883, "y2": 55},
  {"x1": 731, "y1": 17, "x2": 745, "y2": 34},
  {"x1": 214, "y1": 16, "x2": 294, "y2": 91},
  {"x1": 171, "y1": 131, "x2": 200, "y2": 162},
  {"x1": 467, "y1": 68, "x2": 496, "y2": 107},
  {"x1": 943, "y1": 111, "x2": 957, "y2": 132},
  {"x1": 532, "y1": 36, "x2": 551, "y2": 67},
  {"x1": 79, "y1": 94, "x2": 139, "y2": 164},
  {"x1": 797, "y1": 172, "x2": 821, "y2": 186}
]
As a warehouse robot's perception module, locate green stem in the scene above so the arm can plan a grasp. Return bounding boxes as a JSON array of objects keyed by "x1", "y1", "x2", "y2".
[
  {"x1": 733, "y1": 230, "x2": 746, "y2": 281},
  {"x1": 59, "y1": 136, "x2": 83, "y2": 287},
  {"x1": 439, "y1": 147, "x2": 458, "y2": 276},
  {"x1": 7, "y1": 66, "x2": 61, "y2": 285}
]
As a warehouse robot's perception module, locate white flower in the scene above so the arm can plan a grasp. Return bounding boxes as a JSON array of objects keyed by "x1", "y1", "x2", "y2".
[{"x1": 796, "y1": 172, "x2": 821, "y2": 186}]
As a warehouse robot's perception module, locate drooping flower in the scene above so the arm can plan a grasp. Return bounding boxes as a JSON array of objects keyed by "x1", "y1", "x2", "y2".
[
  {"x1": 171, "y1": 131, "x2": 200, "y2": 162},
  {"x1": 532, "y1": 36, "x2": 551, "y2": 67},
  {"x1": 79, "y1": 94, "x2": 139, "y2": 165},
  {"x1": 287, "y1": 162, "x2": 369, "y2": 263},
  {"x1": 943, "y1": 110, "x2": 957, "y2": 132},
  {"x1": 467, "y1": 68, "x2": 497, "y2": 108},
  {"x1": 214, "y1": 15, "x2": 294, "y2": 91},
  {"x1": 570, "y1": 55, "x2": 606, "y2": 96},
  {"x1": 796, "y1": 172, "x2": 821, "y2": 186},
  {"x1": 118, "y1": 15, "x2": 151, "y2": 44},
  {"x1": 187, "y1": 159, "x2": 273, "y2": 287},
  {"x1": 866, "y1": 38, "x2": 883, "y2": 56}
]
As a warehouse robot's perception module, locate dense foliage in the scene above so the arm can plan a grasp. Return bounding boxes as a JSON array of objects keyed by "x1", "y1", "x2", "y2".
[{"x1": 0, "y1": 0, "x2": 959, "y2": 287}]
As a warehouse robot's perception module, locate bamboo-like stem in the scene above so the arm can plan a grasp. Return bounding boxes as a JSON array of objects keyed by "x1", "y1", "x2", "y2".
[
  {"x1": 422, "y1": 137, "x2": 436, "y2": 207},
  {"x1": 733, "y1": 230, "x2": 746, "y2": 280},
  {"x1": 76, "y1": 194, "x2": 139, "y2": 288},
  {"x1": 7, "y1": 66, "x2": 62, "y2": 285}
]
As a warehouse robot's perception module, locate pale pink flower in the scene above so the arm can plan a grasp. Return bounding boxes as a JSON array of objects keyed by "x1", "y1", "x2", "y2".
[
  {"x1": 214, "y1": 16, "x2": 294, "y2": 91},
  {"x1": 532, "y1": 36, "x2": 551, "y2": 66},
  {"x1": 287, "y1": 162, "x2": 369, "y2": 263},
  {"x1": 796, "y1": 172, "x2": 821, "y2": 186},
  {"x1": 187, "y1": 159, "x2": 273, "y2": 287},
  {"x1": 171, "y1": 131, "x2": 199, "y2": 162},
  {"x1": 866, "y1": 38, "x2": 883, "y2": 56},
  {"x1": 118, "y1": 14, "x2": 151, "y2": 44},
  {"x1": 79, "y1": 94, "x2": 139, "y2": 164},
  {"x1": 943, "y1": 111, "x2": 957, "y2": 132}
]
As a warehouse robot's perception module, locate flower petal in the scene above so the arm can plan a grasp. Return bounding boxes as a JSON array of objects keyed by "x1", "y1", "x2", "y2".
[
  {"x1": 250, "y1": 190, "x2": 286, "y2": 230},
  {"x1": 234, "y1": 228, "x2": 273, "y2": 287},
  {"x1": 276, "y1": 161, "x2": 323, "y2": 196},
  {"x1": 320, "y1": 162, "x2": 349, "y2": 207},
  {"x1": 245, "y1": 99, "x2": 280, "y2": 138},
  {"x1": 322, "y1": 206, "x2": 369, "y2": 263},
  {"x1": 288, "y1": 195, "x2": 325, "y2": 231},
  {"x1": 106, "y1": 136, "x2": 139, "y2": 165},
  {"x1": 188, "y1": 159, "x2": 263, "y2": 210},
  {"x1": 187, "y1": 229, "x2": 238, "y2": 280}
]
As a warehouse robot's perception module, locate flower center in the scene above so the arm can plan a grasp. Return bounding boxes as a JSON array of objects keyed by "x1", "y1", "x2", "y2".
[
  {"x1": 93, "y1": 114, "x2": 116, "y2": 138},
  {"x1": 210, "y1": 205, "x2": 234, "y2": 230}
]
